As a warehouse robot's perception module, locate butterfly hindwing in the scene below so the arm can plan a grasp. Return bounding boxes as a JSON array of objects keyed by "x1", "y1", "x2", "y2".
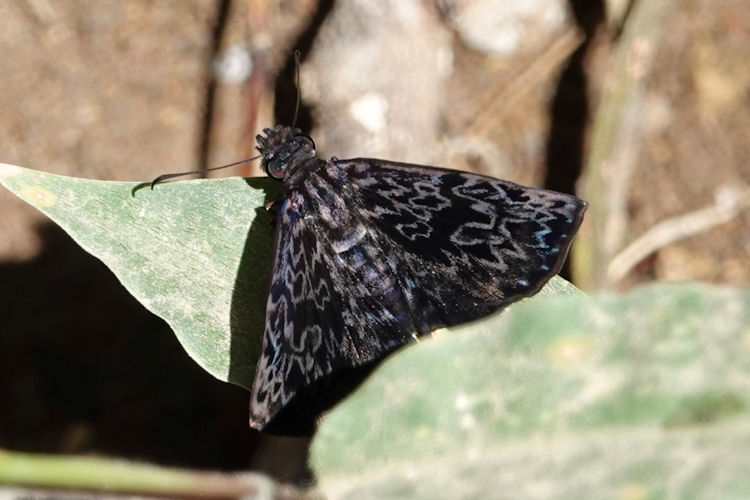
[
  {"x1": 249, "y1": 165, "x2": 418, "y2": 429},
  {"x1": 249, "y1": 156, "x2": 586, "y2": 431}
]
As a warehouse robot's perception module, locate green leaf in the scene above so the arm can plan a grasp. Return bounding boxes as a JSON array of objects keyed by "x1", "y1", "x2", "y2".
[
  {"x1": 1, "y1": 163, "x2": 580, "y2": 393},
  {"x1": 0, "y1": 163, "x2": 280, "y2": 389},
  {"x1": 311, "y1": 283, "x2": 750, "y2": 499}
]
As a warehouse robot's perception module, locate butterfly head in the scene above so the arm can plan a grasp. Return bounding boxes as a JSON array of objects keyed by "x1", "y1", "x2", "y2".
[{"x1": 256, "y1": 125, "x2": 316, "y2": 180}]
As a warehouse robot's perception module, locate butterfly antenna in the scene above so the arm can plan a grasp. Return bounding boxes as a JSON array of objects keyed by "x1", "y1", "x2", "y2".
[
  {"x1": 290, "y1": 49, "x2": 302, "y2": 129},
  {"x1": 149, "y1": 154, "x2": 263, "y2": 189}
]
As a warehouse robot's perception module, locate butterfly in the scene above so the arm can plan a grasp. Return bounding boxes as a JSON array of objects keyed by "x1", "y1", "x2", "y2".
[{"x1": 245, "y1": 125, "x2": 587, "y2": 434}]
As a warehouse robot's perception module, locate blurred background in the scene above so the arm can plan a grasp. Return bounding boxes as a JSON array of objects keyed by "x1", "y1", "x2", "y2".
[{"x1": 0, "y1": 0, "x2": 748, "y2": 482}]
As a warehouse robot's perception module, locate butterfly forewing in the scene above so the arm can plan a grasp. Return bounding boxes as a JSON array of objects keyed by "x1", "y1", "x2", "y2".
[
  {"x1": 338, "y1": 159, "x2": 584, "y2": 324},
  {"x1": 249, "y1": 155, "x2": 586, "y2": 431}
]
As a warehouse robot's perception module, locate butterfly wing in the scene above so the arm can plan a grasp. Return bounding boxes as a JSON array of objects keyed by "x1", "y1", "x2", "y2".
[
  {"x1": 249, "y1": 158, "x2": 586, "y2": 432},
  {"x1": 249, "y1": 175, "x2": 420, "y2": 431},
  {"x1": 334, "y1": 158, "x2": 587, "y2": 330}
]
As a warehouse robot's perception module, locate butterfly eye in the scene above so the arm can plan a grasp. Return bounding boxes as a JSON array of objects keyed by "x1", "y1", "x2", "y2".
[{"x1": 266, "y1": 156, "x2": 287, "y2": 179}]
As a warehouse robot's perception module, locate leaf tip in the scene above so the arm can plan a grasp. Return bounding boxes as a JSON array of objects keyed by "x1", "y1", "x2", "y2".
[
  {"x1": 0, "y1": 162, "x2": 24, "y2": 180},
  {"x1": 0, "y1": 164, "x2": 59, "y2": 208}
]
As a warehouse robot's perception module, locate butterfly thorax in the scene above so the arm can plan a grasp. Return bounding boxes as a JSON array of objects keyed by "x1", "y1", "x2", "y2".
[{"x1": 256, "y1": 125, "x2": 318, "y2": 184}]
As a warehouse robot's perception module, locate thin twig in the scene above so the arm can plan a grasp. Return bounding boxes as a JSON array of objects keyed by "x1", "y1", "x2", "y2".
[
  {"x1": 574, "y1": 0, "x2": 673, "y2": 289},
  {"x1": 607, "y1": 184, "x2": 750, "y2": 283},
  {"x1": 0, "y1": 449, "x2": 308, "y2": 500}
]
